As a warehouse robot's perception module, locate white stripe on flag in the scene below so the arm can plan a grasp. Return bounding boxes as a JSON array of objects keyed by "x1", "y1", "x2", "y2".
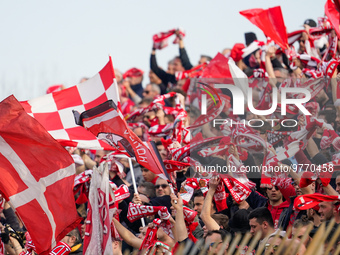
[{"x1": 0, "y1": 136, "x2": 75, "y2": 249}]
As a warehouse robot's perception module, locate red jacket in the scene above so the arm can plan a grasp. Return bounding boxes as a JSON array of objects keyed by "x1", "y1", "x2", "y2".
[{"x1": 267, "y1": 201, "x2": 290, "y2": 229}]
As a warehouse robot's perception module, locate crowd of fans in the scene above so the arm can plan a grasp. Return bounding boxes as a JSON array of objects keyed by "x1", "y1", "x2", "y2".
[{"x1": 3, "y1": 13, "x2": 340, "y2": 255}]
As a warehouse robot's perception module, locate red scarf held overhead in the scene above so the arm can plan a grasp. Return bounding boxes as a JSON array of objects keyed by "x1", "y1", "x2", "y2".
[
  {"x1": 152, "y1": 29, "x2": 185, "y2": 50},
  {"x1": 222, "y1": 176, "x2": 251, "y2": 204}
]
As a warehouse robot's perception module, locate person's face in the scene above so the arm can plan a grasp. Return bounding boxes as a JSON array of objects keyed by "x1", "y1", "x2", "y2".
[
  {"x1": 138, "y1": 226, "x2": 148, "y2": 239},
  {"x1": 292, "y1": 225, "x2": 311, "y2": 247},
  {"x1": 142, "y1": 111, "x2": 156, "y2": 127},
  {"x1": 155, "y1": 178, "x2": 170, "y2": 197},
  {"x1": 205, "y1": 233, "x2": 224, "y2": 254},
  {"x1": 198, "y1": 56, "x2": 208, "y2": 65},
  {"x1": 143, "y1": 84, "x2": 156, "y2": 99},
  {"x1": 138, "y1": 186, "x2": 147, "y2": 197},
  {"x1": 173, "y1": 58, "x2": 184, "y2": 72},
  {"x1": 249, "y1": 218, "x2": 264, "y2": 238},
  {"x1": 94, "y1": 150, "x2": 106, "y2": 166},
  {"x1": 141, "y1": 168, "x2": 157, "y2": 182},
  {"x1": 336, "y1": 176, "x2": 340, "y2": 194},
  {"x1": 193, "y1": 196, "x2": 204, "y2": 216},
  {"x1": 157, "y1": 144, "x2": 167, "y2": 161},
  {"x1": 292, "y1": 182, "x2": 302, "y2": 196},
  {"x1": 265, "y1": 236, "x2": 282, "y2": 255},
  {"x1": 167, "y1": 63, "x2": 175, "y2": 74},
  {"x1": 61, "y1": 233, "x2": 76, "y2": 247},
  {"x1": 266, "y1": 186, "x2": 283, "y2": 203},
  {"x1": 314, "y1": 89, "x2": 327, "y2": 103},
  {"x1": 319, "y1": 201, "x2": 334, "y2": 222}
]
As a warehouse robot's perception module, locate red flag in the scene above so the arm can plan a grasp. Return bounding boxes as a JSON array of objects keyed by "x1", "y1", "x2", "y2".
[
  {"x1": 240, "y1": 6, "x2": 288, "y2": 50},
  {"x1": 0, "y1": 95, "x2": 81, "y2": 255},
  {"x1": 20, "y1": 57, "x2": 119, "y2": 150},
  {"x1": 201, "y1": 53, "x2": 232, "y2": 78},
  {"x1": 74, "y1": 100, "x2": 167, "y2": 178},
  {"x1": 325, "y1": 0, "x2": 340, "y2": 38}
]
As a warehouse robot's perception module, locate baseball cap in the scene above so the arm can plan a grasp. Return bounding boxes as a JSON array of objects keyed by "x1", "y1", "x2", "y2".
[{"x1": 303, "y1": 19, "x2": 317, "y2": 27}]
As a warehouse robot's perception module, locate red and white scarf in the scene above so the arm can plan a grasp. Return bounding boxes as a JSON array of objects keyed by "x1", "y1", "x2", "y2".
[
  {"x1": 152, "y1": 29, "x2": 185, "y2": 50},
  {"x1": 221, "y1": 176, "x2": 251, "y2": 204},
  {"x1": 212, "y1": 180, "x2": 229, "y2": 211},
  {"x1": 114, "y1": 185, "x2": 130, "y2": 203},
  {"x1": 140, "y1": 219, "x2": 161, "y2": 251},
  {"x1": 49, "y1": 242, "x2": 71, "y2": 255},
  {"x1": 127, "y1": 203, "x2": 167, "y2": 223}
]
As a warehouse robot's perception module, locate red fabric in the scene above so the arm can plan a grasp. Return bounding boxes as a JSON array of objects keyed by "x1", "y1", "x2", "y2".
[
  {"x1": 49, "y1": 242, "x2": 71, "y2": 255},
  {"x1": 163, "y1": 160, "x2": 191, "y2": 173},
  {"x1": 300, "y1": 171, "x2": 332, "y2": 188},
  {"x1": 325, "y1": 0, "x2": 340, "y2": 38},
  {"x1": 122, "y1": 68, "x2": 144, "y2": 79},
  {"x1": 77, "y1": 100, "x2": 167, "y2": 178},
  {"x1": 20, "y1": 57, "x2": 118, "y2": 150},
  {"x1": 222, "y1": 176, "x2": 251, "y2": 204},
  {"x1": 175, "y1": 63, "x2": 207, "y2": 80},
  {"x1": 127, "y1": 203, "x2": 166, "y2": 222},
  {"x1": 183, "y1": 207, "x2": 197, "y2": 222},
  {"x1": 294, "y1": 193, "x2": 340, "y2": 210},
  {"x1": 120, "y1": 99, "x2": 135, "y2": 116},
  {"x1": 212, "y1": 181, "x2": 229, "y2": 211},
  {"x1": 230, "y1": 43, "x2": 245, "y2": 62},
  {"x1": 240, "y1": 6, "x2": 288, "y2": 50},
  {"x1": 201, "y1": 53, "x2": 232, "y2": 78},
  {"x1": 268, "y1": 201, "x2": 290, "y2": 229},
  {"x1": 114, "y1": 184, "x2": 130, "y2": 203},
  {"x1": 46, "y1": 84, "x2": 64, "y2": 94},
  {"x1": 139, "y1": 219, "x2": 161, "y2": 251},
  {"x1": 152, "y1": 29, "x2": 185, "y2": 50},
  {"x1": 0, "y1": 96, "x2": 81, "y2": 255}
]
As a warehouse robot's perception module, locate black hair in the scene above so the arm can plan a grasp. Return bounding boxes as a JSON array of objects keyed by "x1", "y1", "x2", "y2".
[{"x1": 248, "y1": 207, "x2": 274, "y2": 228}]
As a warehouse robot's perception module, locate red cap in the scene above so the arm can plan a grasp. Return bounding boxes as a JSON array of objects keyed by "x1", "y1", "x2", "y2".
[
  {"x1": 123, "y1": 68, "x2": 144, "y2": 79},
  {"x1": 230, "y1": 43, "x2": 245, "y2": 62}
]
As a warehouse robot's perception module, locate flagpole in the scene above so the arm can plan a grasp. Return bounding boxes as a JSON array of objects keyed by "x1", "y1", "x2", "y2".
[{"x1": 127, "y1": 157, "x2": 146, "y2": 227}]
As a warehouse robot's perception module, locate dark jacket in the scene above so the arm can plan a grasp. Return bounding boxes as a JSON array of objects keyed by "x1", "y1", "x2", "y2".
[
  {"x1": 278, "y1": 196, "x2": 306, "y2": 230},
  {"x1": 150, "y1": 54, "x2": 177, "y2": 87}
]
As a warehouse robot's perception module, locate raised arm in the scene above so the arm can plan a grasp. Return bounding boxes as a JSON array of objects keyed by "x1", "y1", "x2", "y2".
[
  {"x1": 112, "y1": 218, "x2": 142, "y2": 249},
  {"x1": 200, "y1": 176, "x2": 220, "y2": 231},
  {"x1": 170, "y1": 193, "x2": 187, "y2": 242}
]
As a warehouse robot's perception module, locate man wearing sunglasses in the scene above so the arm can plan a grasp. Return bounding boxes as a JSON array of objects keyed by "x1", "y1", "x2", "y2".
[
  {"x1": 265, "y1": 185, "x2": 290, "y2": 229},
  {"x1": 155, "y1": 178, "x2": 171, "y2": 197},
  {"x1": 142, "y1": 83, "x2": 160, "y2": 100}
]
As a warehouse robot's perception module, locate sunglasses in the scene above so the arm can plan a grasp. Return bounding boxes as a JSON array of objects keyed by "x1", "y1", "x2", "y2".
[
  {"x1": 266, "y1": 186, "x2": 279, "y2": 191},
  {"x1": 155, "y1": 184, "x2": 169, "y2": 189},
  {"x1": 143, "y1": 90, "x2": 150, "y2": 94},
  {"x1": 143, "y1": 115, "x2": 151, "y2": 119}
]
